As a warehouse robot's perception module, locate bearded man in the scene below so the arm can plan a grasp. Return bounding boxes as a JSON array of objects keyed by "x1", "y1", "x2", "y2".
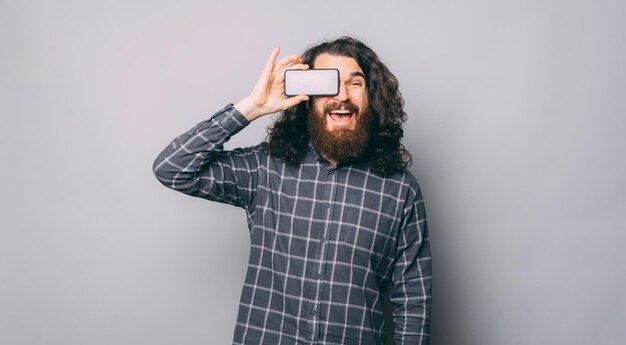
[{"x1": 153, "y1": 36, "x2": 432, "y2": 345}]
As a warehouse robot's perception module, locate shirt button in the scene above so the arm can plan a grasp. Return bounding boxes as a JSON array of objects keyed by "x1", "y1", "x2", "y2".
[
  {"x1": 310, "y1": 309, "x2": 317, "y2": 316},
  {"x1": 324, "y1": 202, "x2": 331, "y2": 208},
  {"x1": 320, "y1": 237, "x2": 325, "y2": 243},
  {"x1": 315, "y1": 273, "x2": 322, "y2": 279}
]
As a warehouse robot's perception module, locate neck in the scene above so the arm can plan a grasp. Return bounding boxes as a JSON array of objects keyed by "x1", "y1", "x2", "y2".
[{"x1": 322, "y1": 154, "x2": 339, "y2": 167}]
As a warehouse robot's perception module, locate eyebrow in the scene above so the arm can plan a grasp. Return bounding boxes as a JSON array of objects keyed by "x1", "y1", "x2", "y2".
[{"x1": 350, "y1": 71, "x2": 366, "y2": 79}]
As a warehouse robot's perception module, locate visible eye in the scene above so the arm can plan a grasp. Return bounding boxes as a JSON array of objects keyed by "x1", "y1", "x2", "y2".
[{"x1": 350, "y1": 81, "x2": 364, "y2": 87}]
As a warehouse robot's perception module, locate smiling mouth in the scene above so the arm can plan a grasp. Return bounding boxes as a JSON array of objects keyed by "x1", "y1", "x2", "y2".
[{"x1": 327, "y1": 109, "x2": 355, "y2": 123}]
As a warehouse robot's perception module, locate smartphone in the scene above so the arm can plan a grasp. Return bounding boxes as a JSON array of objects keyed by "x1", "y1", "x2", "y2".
[{"x1": 284, "y1": 68, "x2": 339, "y2": 97}]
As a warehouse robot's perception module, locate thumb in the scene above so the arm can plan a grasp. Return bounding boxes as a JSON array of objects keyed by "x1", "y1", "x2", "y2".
[{"x1": 283, "y1": 95, "x2": 309, "y2": 110}]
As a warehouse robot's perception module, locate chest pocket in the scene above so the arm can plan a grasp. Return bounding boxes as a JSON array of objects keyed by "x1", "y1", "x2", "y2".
[{"x1": 342, "y1": 194, "x2": 387, "y2": 256}]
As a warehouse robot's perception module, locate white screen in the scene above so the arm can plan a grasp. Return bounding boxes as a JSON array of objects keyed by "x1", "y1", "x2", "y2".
[{"x1": 284, "y1": 69, "x2": 339, "y2": 96}]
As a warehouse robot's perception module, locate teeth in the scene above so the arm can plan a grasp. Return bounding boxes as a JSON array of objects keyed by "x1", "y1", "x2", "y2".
[{"x1": 329, "y1": 110, "x2": 352, "y2": 114}]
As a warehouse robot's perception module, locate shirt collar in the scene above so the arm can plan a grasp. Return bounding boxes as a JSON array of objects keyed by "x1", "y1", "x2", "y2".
[{"x1": 307, "y1": 139, "x2": 328, "y2": 165}]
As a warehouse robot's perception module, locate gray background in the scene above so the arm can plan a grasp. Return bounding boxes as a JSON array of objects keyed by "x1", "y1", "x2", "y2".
[{"x1": 1, "y1": 0, "x2": 625, "y2": 344}]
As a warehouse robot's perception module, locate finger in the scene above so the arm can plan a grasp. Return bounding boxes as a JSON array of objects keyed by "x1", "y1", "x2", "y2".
[
  {"x1": 254, "y1": 47, "x2": 280, "y2": 90},
  {"x1": 254, "y1": 47, "x2": 279, "y2": 82},
  {"x1": 279, "y1": 64, "x2": 309, "y2": 82},
  {"x1": 288, "y1": 63, "x2": 309, "y2": 70},
  {"x1": 274, "y1": 54, "x2": 301, "y2": 74},
  {"x1": 264, "y1": 47, "x2": 280, "y2": 73},
  {"x1": 283, "y1": 94, "x2": 309, "y2": 109},
  {"x1": 286, "y1": 56, "x2": 303, "y2": 66}
]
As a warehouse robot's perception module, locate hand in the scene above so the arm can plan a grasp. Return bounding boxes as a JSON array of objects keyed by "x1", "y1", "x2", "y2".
[{"x1": 235, "y1": 47, "x2": 309, "y2": 121}]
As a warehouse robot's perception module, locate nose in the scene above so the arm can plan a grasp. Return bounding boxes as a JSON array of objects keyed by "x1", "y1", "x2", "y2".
[{"x1": 333, "y1": 83, "x2": 349, "y2": 102}]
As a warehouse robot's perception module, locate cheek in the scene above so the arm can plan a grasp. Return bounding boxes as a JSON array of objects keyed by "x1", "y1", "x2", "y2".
[
  {"x1": 357, "y1": 94, "x2": 368, "y2": 110},
  {"x1": 350, "y1": 89, "x2": 367, "y2": 104},
  {"x1": 312, "y1": 99, "x2": 327, "y2": 114}
]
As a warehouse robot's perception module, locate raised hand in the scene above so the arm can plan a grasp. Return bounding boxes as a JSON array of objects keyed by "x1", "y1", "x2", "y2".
[{"x1": 235, "y1": 47, "x2": 309, "y2": 121}]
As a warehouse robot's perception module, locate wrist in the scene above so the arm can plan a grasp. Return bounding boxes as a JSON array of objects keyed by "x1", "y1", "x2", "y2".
[{"x1": 234, "y1": 97, "x2": 262, "y2": 122}]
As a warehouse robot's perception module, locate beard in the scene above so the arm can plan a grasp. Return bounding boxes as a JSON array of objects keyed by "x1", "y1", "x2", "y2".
[{"x1": 306, "y1": 100, "x2": 373, "y2": 164}]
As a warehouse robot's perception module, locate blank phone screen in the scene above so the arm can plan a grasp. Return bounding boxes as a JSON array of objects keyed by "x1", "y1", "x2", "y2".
[{"x1": 284, "y1": 69, "x2": 339, "y2": 96}]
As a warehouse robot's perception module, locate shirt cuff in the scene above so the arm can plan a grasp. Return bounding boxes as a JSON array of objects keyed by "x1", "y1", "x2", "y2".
[{"x1": 207, "y1": 103, "x2": 250, "y2": 135}]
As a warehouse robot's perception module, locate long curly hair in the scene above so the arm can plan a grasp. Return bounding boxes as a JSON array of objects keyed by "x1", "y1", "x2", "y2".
[{"x1": 266, "y1": 36, "x2": 412, "y2": 175}]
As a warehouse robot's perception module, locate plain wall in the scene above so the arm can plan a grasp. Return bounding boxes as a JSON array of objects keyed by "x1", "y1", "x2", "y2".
[{"x1": 1, "y1": 0, "x2": 625, "y2": 344}]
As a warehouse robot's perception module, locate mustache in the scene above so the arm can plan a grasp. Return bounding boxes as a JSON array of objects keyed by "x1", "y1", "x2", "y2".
[{"x1": 323, "y1": 101, "x2": 359, "y2": 114}]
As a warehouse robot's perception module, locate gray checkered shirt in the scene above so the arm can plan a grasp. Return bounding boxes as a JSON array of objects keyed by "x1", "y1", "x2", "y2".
[{"x1": 153, "y1": 104, "x2": 431, "y2": 345}]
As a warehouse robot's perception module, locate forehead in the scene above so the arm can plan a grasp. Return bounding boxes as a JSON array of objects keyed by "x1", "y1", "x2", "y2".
[{"x1": 313, "y1": 54, "x2": 364, "y2": 76}]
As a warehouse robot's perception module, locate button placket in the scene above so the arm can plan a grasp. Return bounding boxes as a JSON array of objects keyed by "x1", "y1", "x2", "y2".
[{"x1": 307, "y1": 167, "x2": 338, "y2": 341}]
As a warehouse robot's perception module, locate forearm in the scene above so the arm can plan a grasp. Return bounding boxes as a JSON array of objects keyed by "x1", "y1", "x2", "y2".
[
  {"x1": 392, "y1": 244, "x2": 432, "y2": 345},
  {"x1": 392, "y1": 183, "x2": 432, "y2": 345},
  {"x1": 152, "y1": 103, "x2": 249, "y2": 193},
  {"x1": 153, "y1": 45, "x2": 307, "y2": 188},
  {"x1": 392, "y1": 277, "x2": 432, "y2": 345}
]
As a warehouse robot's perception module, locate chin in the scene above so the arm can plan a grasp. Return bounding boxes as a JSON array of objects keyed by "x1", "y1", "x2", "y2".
[{"x1": 325, "y1": 118, "x2": 357, "y2": 131}]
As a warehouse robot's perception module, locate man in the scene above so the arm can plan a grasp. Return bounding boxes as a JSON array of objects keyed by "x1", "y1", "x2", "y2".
[{"x1": 153, "y1": 36, "x2": 431, "y2": 345}]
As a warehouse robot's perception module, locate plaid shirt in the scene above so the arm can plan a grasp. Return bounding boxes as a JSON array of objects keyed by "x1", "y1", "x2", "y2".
[{"x1": 153, "y1": 104, "x2": 431, "y2": 345}]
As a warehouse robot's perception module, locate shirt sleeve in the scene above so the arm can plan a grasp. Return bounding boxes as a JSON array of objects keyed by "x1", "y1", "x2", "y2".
[
  {"x1": 390, "y1": 181, "x2": 432, "y2": 345},
  {"x1": 152, "y1": 103, "x2": 263, "y2": 209}
]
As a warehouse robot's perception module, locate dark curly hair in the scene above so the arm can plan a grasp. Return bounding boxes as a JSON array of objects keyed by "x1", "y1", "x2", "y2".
[{"x1": 266, "y1": 36, "x2": 412, "y2": 175}]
